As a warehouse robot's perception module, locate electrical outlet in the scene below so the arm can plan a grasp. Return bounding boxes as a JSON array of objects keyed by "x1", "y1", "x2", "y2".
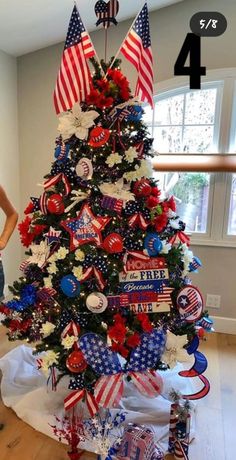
[{"x1": 206, "y1": 294, "x2": 221, "y2": 309}]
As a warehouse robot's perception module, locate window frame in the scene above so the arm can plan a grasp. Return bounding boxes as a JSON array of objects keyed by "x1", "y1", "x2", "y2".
[{"x1": 149, "y1": 68, "x2": 236, "y2": 247}]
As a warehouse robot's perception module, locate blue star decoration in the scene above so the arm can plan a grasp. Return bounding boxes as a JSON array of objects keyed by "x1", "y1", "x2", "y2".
[{"x1": 61, "y1": 204, "x2": 111, "y2": 251}]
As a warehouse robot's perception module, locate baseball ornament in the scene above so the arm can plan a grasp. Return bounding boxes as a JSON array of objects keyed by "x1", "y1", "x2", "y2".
[
  {"x1": 60, "y1": 275, "x2": 81, "y2": 298},
  {"x1": 88, "y1": 126, "x2": 110, "y2": 147},
  {"x1": 66, "y1": 350, "x2": 87, "y2": 373},
  {"x1": 86, "y1": 292, "x2": 108, "y2": 313},
  {"x1": 144, "y1": 233, "x2": 163, "y2": 256},
  {"x1": 103, "y1": 233, "x2": 123, "y2": 253},
  {"x1": 76, "y1": 158, "x2": 93, "y2": 180},
  {"x1": 47, "y1": 194, "x2": 65, "y2": 214},
  {"x1": 133, "y1": 179, "x2": 152, "y2": 197}
]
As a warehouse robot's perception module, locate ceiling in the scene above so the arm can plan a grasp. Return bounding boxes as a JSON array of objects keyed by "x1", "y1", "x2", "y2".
[{"x1": 0, "y1": 0, "x2": 183, "y2": 56}]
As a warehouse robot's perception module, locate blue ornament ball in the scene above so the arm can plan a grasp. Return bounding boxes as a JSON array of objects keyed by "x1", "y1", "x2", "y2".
[
  {"x1": 144, "y1": 233, "x2": 163, "y2": 256},
  {"x1": 128, "y1": 105, "x2": 143, "y2": 122},
  {"x1": 60, "y1": 275, "x2": 80, "y2": 298}
]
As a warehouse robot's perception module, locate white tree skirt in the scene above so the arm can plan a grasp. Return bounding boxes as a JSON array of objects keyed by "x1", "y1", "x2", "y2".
[{"x1": 0, "y1": 345, "x2": 198, "y2": 454}]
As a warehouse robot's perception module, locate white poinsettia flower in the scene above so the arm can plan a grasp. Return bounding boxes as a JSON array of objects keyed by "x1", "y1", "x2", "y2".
[
  {"x1": 61, "y1": 334, "x2": 78, "y2": 350},
  {"x1": 162, "y1": 331, "x2": 189, "y2": 369},
  {"x1": 106, "y1": 152, "x2": 123, "y2": 168},
  {"x1": 99, "y1": 178, "x2": 135, "y2": 201},
  {"x1": 27, "y1": 240, "x2": 50, "y2": 267},
  {"x1": 58, "y1": 103, "x2": 99, "y2": 140},
  {"x1": 169, "y1": 218, "x2": 182, "y2": 229},
  {"x1": 40, "y1": 321, "x2": 56, "y2": 337},
  {"x1": 125, "y1": 146, "x2": 138, "y2": 164}
]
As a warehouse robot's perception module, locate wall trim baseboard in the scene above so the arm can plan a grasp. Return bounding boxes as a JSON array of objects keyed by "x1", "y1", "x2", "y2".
[{"x1": 212, "y1": 316, "x2": 236, "y2": 335}]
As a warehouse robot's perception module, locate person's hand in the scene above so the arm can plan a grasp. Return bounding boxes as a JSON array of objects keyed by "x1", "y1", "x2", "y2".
[{"x1": 0, "y1": 239, "x2": 6, "y2": 250}]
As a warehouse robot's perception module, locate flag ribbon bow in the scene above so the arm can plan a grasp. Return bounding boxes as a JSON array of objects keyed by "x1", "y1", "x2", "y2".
[
  {"x1": 43, "y1": 173, "x2": 71, "y2": 196},
  {"x1": 64, "y1": 388, "x2": 99, "y2": 416},
  {"x1": 61, "y1": 321, "x2": 81, "y2": 339},
  {"x1": 94, "y1": 369, "x2": 163, "y2": 408},
  {"x1": 128, "y1": 212, "x2": 149, "y2": 230},
  {"x1": 169, "y1": 231, "x2": 190, "y2": 246},
  {"x1": 81, "y1": 266, "x2": 106, "y2": 290}
]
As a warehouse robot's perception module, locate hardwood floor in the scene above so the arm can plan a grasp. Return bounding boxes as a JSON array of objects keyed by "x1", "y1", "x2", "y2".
[{"x1": 0, "y1": 328, "x2": 235, "y2": 459}]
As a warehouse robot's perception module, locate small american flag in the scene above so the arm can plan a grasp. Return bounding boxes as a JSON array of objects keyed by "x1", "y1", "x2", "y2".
[
  {"x1": 120, "y1": 3, "x2": 154, "y2": 108},
  {"x1": 53, "y1": 5, "x2": 95, "y2": 114},
  {"x1": 157, "y1": 285, "x2": 173, "y2": 304}
]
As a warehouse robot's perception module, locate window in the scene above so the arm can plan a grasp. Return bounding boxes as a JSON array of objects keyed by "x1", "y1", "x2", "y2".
[{"x1": 143, "y1": 69, "x2": 236, "y2": 246}]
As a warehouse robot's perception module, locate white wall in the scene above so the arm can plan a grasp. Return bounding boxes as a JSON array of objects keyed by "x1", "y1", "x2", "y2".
[
  {"x1": 0, "y1": 49, "x2": 20, "y2": 286},
  {"x1": 17, "y1": 0, "x2": 236, "y2": 319}
]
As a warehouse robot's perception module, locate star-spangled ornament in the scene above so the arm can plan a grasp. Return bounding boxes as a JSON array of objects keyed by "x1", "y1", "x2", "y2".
[
  {"x1": 44, "y1": 226, "x2": 62, "y2": 245},
  {"x1": 61, "y1": 204, "x2": 110, "y2": 251}
]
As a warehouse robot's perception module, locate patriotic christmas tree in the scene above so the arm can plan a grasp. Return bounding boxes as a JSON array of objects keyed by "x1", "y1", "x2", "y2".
[{"x1": 0, "y1": 3, "x2": 211, "y2": 459}]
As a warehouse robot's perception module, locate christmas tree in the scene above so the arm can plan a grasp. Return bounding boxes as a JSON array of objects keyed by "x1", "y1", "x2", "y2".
[{"x1": 0, "y1": 4, "x2": 211, "y2": 458}]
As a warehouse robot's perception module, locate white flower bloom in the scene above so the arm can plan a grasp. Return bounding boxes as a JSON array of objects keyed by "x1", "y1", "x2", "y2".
[
  {"x1": 125, "y1": 147, "x2": 138, "y2": 164},
  {"x1": 106, "y1": 152, "x2": 123, "y2": 168},
  {"x1": 47, "y1": 262, "x2": 58, "y2": 275},
  {"x1": 181, "y1": 244, "x2": 194, "y2": 275},
  {"x1": 58, "y1": 103, "x2": 99, "y2": 140},
  {"x1": 160, "y1": 240, "x2": 172, "y2": 254},
  {"x1": 72, "y1": 265, "x2": 83, "y2": 281},
  {"x1": 162, "y1": 331, "x2": 189, "y2": 369},
  {"x1": 56, "y1": 246, "x2": 69, "y2": 260},
  {"x1": 43, "y1": 276, "x2": 53, "y2": 288},
  {"x1": 61, "y1": 334, "x2": 78, "y2": 350},
  {"x1": 40, "y1": 350, "x2": 60, "y2": 376},
  {"x1": 40, "y1": 321, "x2": 56, "y2": 338},
  {"x1": 75, "y1": 249, "x2": 85, "y2": 262},
  {"x1": 123, "y1": 159, "x2": 152, "y2": 182}
]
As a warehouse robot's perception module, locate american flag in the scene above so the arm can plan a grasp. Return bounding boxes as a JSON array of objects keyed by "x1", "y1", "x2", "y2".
[
  {"x1": 157, "y1": 285, "x2": 173, "y2": 304},
  {"x1": 53, "y1": 5, "x2": 95, "y2": 114},
  {"x1": 120, "y1": 3, "x2": 154, "y2": 108}
]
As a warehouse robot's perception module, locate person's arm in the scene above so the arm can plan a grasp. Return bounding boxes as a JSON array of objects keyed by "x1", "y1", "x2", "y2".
[{"x1": 0, "y1": 186, "x2": 18, "y2": 250}]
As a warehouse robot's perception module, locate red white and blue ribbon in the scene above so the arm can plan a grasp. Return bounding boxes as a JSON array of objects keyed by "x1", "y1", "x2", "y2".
[
  {"x1": 169, "y1": 231, "x2": 190, "y2": 246},
  {"x1": 81, "y1": 266, "x2": 106, "y2": 290},
  {"x1": 61, "y1": 321, "x2": 81, "y2": 339},
  {"x1": 64, "y1": 388, "x2": 98, "y2": 416},
  {"x1": 179, "y1": 336, "x2": 210, "y2": 400},
  {"x1": 128, "y1": 212, "x2": 149, "y2": 230},
  {"x1": 43, "y1": 173, "x2": 71, "y2": 196}
]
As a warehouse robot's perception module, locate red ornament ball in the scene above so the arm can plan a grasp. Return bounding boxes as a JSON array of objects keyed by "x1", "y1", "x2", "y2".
[
  {"x1": 66, "y1": 350, "x2": 87, "y2": 373},
  {"x1": 88, "y1": 126, "x2": 110, "y2": 147},
  {"x1": 47, "y1": 194, "x2": 64, "y2": 214},
  {"x1": 133, "y1": 179, "x2": 152, "y2": 197},
  {"x1": 146, "y1": 195, "x2": 159, "y2": 208},
  {"x1": 103, "y1": 233, "x2": 123, "y2": 253}
]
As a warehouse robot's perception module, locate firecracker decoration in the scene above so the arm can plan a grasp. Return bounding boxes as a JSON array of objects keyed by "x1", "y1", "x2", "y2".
[
  {"x1": 84, "y1": 409, "x2": 126, "y2": 459},
  {"x1": 118, "y1": 423, "x2": 164, "y2": 460},
  {"x1": 50, "y1": 411, "x2": 87, "y2": 460},
  {"x1": 0, "y1": 5, "x2": 212, "y2": 458},
  {"x1": 168, "y1": 391, "x2": 191, "y2": 459}
]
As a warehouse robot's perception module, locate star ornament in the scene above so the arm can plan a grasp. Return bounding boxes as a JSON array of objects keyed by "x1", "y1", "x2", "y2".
[{"x1": 61, "y1": 204, "x2": 110, "y2": 251}]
